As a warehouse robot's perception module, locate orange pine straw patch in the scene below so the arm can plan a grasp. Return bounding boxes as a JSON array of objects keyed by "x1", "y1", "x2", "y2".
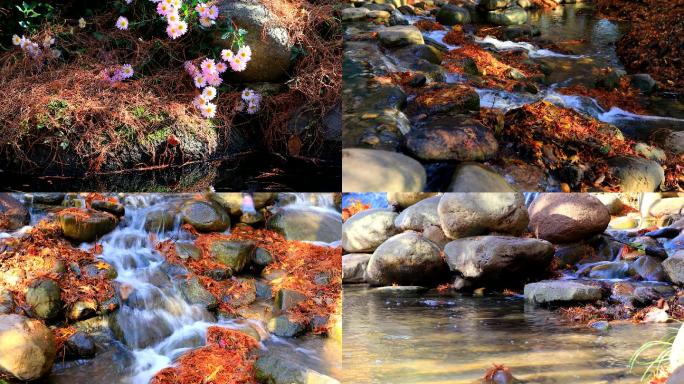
[
  {"x1": 558, "y1": 80, "x2": 646, "y2": 115},
  {"x1": 0, "y1": 220, "x2": 116, "y2": 309},
  {"x1": 151, "y1": 326, "x2": 259, "y2": 384},
  {"x1": 342, "y1": 199, "x2": 371, "y2": 221},
  {"x1": 414, "y1": 20, "x2": 444, "y2": 32},
  {"x1": 443, "y1": 44, "x2": 516, "y2": 78},
  {"x1": 443, "y1": 26, "x2": 465, "y2": 46},
  {"x1": 53, "y1": 326, "x2": 77, "y2": 359}
]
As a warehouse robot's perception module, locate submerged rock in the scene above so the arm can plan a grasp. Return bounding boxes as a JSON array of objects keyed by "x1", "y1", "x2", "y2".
[
  {"x1": 0, "y1": 194, "x2": 29, "y2": 230},
  {"x1": 0, "y1": 314, "x2": 56, "y2": 380},
  {"x1": 267, "y1": 207, "x2": 342, "y2": 243},
  {"x1": 255, "y1": 349, "x2": 340, "y2": 384},
  {"x1": 57, "y1": 208, "x2": 118, "y2": 242},
  {"x1": 144, "y1": 208, "x2": 177, "y2": 232},
  {"x1": 342, "y1": 209, "x2": 398, "y2": 253},
  {"x1": 437, "y1": 192, "x2": 528, "y2": 239},
  {"x1": 365, "y1": 231, "x2": 448, "y2": 286},
  {"x1": 444, "y1": 236, "x2": 554, "y2": 288},
  {"x1": 342, "y1": 148, "x2": 426, "y2": 192},
  {"x1": 524, "y1": 280, "x2": 604, "y2": 305},
  {"x1": 528, "y1": 194, "x2": 611, "y2": 244}
]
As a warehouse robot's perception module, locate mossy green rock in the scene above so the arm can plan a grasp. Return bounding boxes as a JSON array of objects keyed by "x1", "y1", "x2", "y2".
[
  {"x1": 180, "y1": 199, "x2": 230, "y2": 232},
  {"x1": 26, "y1": 279, "x2": 62, "y2": 320},
  {"x1": 209, "y1": 240, "x2": 255, "y2": 274},
  {"x1": 267, "y1": 315, "x2": 306, "y2": 337},
  {"x1": 178, "y1": 276, "x2": 217, "y2": 311},
  {"x1": 57, "y1": 208, "x2": 118, "y2": 242}
]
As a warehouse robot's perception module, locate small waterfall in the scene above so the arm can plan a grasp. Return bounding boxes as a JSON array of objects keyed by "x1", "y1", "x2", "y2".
[{"x1": 86, "y1": 195, "x2": 216, "y2": 383}]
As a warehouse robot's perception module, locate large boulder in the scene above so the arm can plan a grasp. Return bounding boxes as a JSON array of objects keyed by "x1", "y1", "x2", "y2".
[
  {"x1": 215, "y1": 1, "x2": 293, "y2": 82},
  {"x1": 144, "y1": 208, "x2": 177, "y2": 232},
  {"x1": 528, "y1": 194, "x2": 611, "y2": 244},
  {"x1": 342, "y1": 209, "x2": 398, "y2": 253},
  {"x1": 437, "y1": 192, "x2": 528, "y2": 239},
  {"x1": 267, "y1": 207, "x2": 342, "y2": 243},
  {"x1": 57, "y1": 208, "x2": 118, "y2": 242},
  {"x1": 394, "y1": 195, "x2": 441, "y2": 231},
  {"x1": 365, "y1": 231, "x2": 448, "y2": 286},
  {"x1": 343, "y1": 253, "x2": 372, "y2": 283},
  {"x1": 180, "y1": 199, "x2": 230, "y2": 232},
  {"x1": 524, "y1": 280, "x2": 604, "y2": 305},
  {"x1": 0, "y1": 194, "x2": 29, "y2": 230},
  {"x1": 342, "y1": 149, "x2": 427, "y2": 192},
  {"x1": 0, "y1": 314, "x2": 56, "y2": 380},
  {"x1": 26, "y1": 278, "x2": 62, "y2": 320},
  {"x1": 607, "y1": 156, "x2": 664, "y2": 192},
  {"x1": 444, "y1": 236, "x2": 554, "y2": 288}
]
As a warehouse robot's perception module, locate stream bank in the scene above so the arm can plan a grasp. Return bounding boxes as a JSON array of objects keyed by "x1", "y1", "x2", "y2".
[
  {"x1": 341, "y1": 0, "x2": 684, "y2": 192},
  {"x1": 0, "y1": 192, "x2": 342, "y2": 384},
  {"x1": 342, "y1": 192, "x2": 684, "y2": 382}
]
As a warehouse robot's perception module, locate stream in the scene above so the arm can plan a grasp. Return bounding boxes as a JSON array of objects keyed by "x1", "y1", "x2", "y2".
[
  {"x1": 4, "y1": 193, "x2": 340, "y2": 384},
  {"x1": 342, "y1": 285, "x2": 674, "y2": 384}
]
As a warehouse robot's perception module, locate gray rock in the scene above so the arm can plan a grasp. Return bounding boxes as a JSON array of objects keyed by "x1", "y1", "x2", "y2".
[
  {"x1": 394, "y1": 195, "x2": 441, "y2": 231},
  {"x1": 528, "y1": 194, "x2": 611, "y2": 244},
  {"x1": 342, "y1": 209, "x2": 399, "y2": 253},
  {"x1": 0, "y1": 314, "x2": 56, "y2": 380},
  {"x1": 663, "y1": 251, "x2": 684, "y2": 284},
  {"x1": 31, "y1": 193, "x2": 65, "y2": 205},
  {"x1": 208, "y1": 239, "x2": 255, "y2": 275},
  {"x1": 254, "y1": 247, "x2": 274, "y2": 267},
  {"x1": 377, "y1": 25, "x2": 425, "y2": 47},
  {"x1": 524, "y1": 280, "x2": 603, "y2": 305},
  {"x1": 90, "y1": 200, "x2": 125, "y2": 217},
  {"x1": 0, "y1": 289, "x2": 14, "y2": 314},
  {"x1": 216, "y1": 1, "x2": 292, "y2": 82},
  {"x1": 631, "y1": 256, "x2": 666, "y2": 281},
  {"x1": 255, "y1": 349, "x2": 340, "y2": 384},
  {"x1": 342, "y1": 148, "x2": 427, "y2": 192},
  {"x1": 144, "y1": 209, "x2": 177, "y2": 232},
  {"x1": 343, "y1": 253, "x2": 372, "y2": 283},
  {"x1": 631, "y1": 74, "x2": 657, "y2": 94},
  {"x1": 444, "y1": 236, "x2": 554, "y2": 288},
  {"x1": 437, "y1": 192, "x2": 528, "y2": 238},
  {"x1": 267, "y1": 207, "x2": 342, "y2": 243},
  {"x1": 387, "y1": 192, "x2": 438, "y2": 208},
  {"x1": 267, "y1": 315, "x2": 306, "y2": 337},
  {"x1": 479, "y1": 0, "x2": 511, "y2": 10},
  {"x1": 65, "y1": 331, "x2": 96, "y2": 358},
  {"x1": 608, "y1": 156, "x2": 665, "y2": 192},
  {"x1": 448, "y1": 163, "x2": 516, "y2": 192},
  {"x1": 436, "y1": 4, "x2": 471, "y2": 25},
  {"x1": 178, "y1": 276, "x2": 217, "y2": 311},
  {"x1": 365, "y1": 231, "x2": 448, "y2": 286},
  {"x1": 487, "y1": 6, "x2": 528, "y2": 25},
  {"x1": 180, "y1": 199, "x2": 230, "y2": 232},
  {"x1": 341, "y1": 7, "x2": 369, "y2": 21}
]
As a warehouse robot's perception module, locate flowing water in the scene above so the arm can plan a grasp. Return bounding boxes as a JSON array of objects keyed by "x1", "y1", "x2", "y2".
[
  {"x1": 342, "y1": 285, "x2": 675, "y2": 384},
  {"x1": 3, "y1": 194, "x2": 340, "y2": 383}
]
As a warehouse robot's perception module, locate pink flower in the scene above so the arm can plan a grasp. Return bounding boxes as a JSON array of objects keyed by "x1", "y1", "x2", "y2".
[
  {"x1": 200, "y1": 58, "x2": 216, "y2": 74},
  {"x1": 221, "y1": 49, "x2": 233, "y2": 61},
  {"x1": 157, "y1": 2, "x2": 172, "y2": 16},
  {"x1": 228, "y1": 56, "x2": 247, "y2": 72},
  {"x1": 206, "y1": 73, "x2": 223, "y2": 87},
  {"x1": 116, "y1": 16, "x2": 129, "y2": 30},
  {"x1": 193, "y1": 74, "x2": 207, "y2": 88},
  {"x1": 184, "y1": 61, "x2": 199, "y2": 77},
  {"x1": 207, "y1": 5, "x2": 219, "y2": 20},
  {"x1": 216, "y1": 62, "x2": 228, "y2": 73},
  {"x1": 199, "y1": 16, "x2": 214, "y2": 28}
]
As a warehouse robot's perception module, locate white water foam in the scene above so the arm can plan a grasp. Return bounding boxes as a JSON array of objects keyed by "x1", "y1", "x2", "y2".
[{"x1": 475, "y1": 35, "x2": 583, "y2": 59}]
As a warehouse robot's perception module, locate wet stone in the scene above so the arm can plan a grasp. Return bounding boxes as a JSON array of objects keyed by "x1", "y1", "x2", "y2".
[
  {"x1": 406, "y1": 119, "x2": 498, "y2": 161},
  {"x1": 254, "y1": 247, "x2": 274, "y2": 267},
  {"x1": 90, "y1": 200, "x2": 125, "y2": 217},
  {"x1": 267, "y1": 315, "x2": 307, "y2": 337},
  {"x1": 275, "y1": 289, "x2": 308, "y2": 311},
  {"x1": 65, "y1": 331, "x2": 96, "y2": 359},
  {"x1": 377, "y1": 25, "x2": 425, "y2": 47}
]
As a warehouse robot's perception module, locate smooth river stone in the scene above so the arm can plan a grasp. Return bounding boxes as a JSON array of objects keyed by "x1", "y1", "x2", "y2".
[{"x1": 342, "y1": 148, "x2": 426, "y2": 192}]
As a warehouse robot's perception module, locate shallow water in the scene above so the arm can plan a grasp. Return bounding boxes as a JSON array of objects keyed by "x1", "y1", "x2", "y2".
[{"x1": 343, "y1": 285, "x2": 674, "y2": 384}]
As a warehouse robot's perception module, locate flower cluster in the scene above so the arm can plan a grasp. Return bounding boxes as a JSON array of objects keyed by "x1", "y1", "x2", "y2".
[
  {"x1": 186, "y1": 60, "x2": 220, "y2": 118},
  {"x1": 240, "y1": 88, "x2": 261, "y2": 114},
  {"x1": 195, "y1": 2, "x2": 220, "y2": 28},
  {"x1": 12, "y1": 35, "x2": 55, "y2": 60},
  {"x1": 152, "y1": 0, "x2": 190, "y2": 39},
  {"x1": 100, "y1": 64, "x2": 135, "y2": 85},
  {"x1": 221, "y1": 46, "x2": 251, "y2": 72}
]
